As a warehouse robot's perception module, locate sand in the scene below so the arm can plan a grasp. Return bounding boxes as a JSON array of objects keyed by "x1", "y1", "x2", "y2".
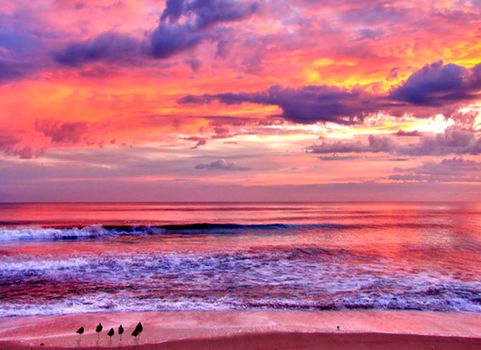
[{"x1": 0, "y1": 311, "x2": 480, "y2": 349}]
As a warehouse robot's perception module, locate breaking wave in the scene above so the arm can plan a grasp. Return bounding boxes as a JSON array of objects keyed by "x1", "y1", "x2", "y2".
[{"x1": 0, "y1": 223, "x2": 351, "y2": 242}]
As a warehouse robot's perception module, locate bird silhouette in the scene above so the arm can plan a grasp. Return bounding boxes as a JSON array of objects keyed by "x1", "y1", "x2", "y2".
[
  {"x1": 107, "y1": 328, "x2": 114, "y2": 337},
  {"x1": 75, "y1": 326, "x2": 84, "y2": 346},
  {"x1": 118, "y1": 325, "x2": 124, "y2": 341},
  {"x1": 131, "y1": 322, "x2": 143, "y2": 342},
  {"x1": 96, "y1": 323, "x2": 103, "y2": 340}
]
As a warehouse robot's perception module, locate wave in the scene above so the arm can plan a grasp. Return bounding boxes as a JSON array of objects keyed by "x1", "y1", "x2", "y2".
[
  {"x1": 0, "y1": 223, "x2": 350, "y2": 242},
  {"x1": 1, "y1": 248, "x2": 480, "y2": 316}
]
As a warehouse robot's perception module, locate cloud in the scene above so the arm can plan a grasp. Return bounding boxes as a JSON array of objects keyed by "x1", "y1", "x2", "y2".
[
  {"x1": 0, "y1": 15, "x2": 46, "y2": 82},
  {"x1": 36, "y1": 120, "x2": 88, "y2": 144},
  {"x1": 0, "y1": 59, "x2": 32, "y2": 82},
  {"x1": 148, "y1": 0, "x2": 259, "y2": 58},
  {"x1": 53, "y1": 32, "x2": 140, "y2": 67},
  {"x1": 318, "y1": 155, "x2": 359, "y2": 161},
  {"x1": 195, "y1": 159, "x2": 250, "y2": 171},
  {"x1": 149, "y1": 23, "x2": 203, "y2": 59},
  {"x1": 52, "y1": 1, "x2": 259, "y2": 65},
  {"x1": 161, "y1": 0, "x2": 259, "y2": 28},
  {"x1": 161, "y1": 0, "x2": 186, "y2": 23},
  {"x1": 395, "y1": 130, "x2": 423, "y2": 137},
  {"x1": 390, "y1": 61, "x2": 481, "y2": 106},
  {"x1": 180, "y1": 85, "x2": 386, "y2": 124},
  {"x1": 0, "y1": 133, "x2": 20, "y2": 151},
  {"x1": 183, "y1": 136, "x2": 207, "y2": 148},
  {"x1": 390, "y1": 157, "x2": 481, "y2": 183},
  {"x1": 180, "y1": 61, "x2": 481, "y2": 124},
  {"x1": 0, "y1": 133, "x2": 36, "y2": 159},
  {"x1": 307, "y1": 127, "x2": 481, "y2": 156},
  {"x1": 402, "y1": 127, "x2": 481, "y2": 156},
  {"x1": 307, "y1": 134, "x2": 395, "y2": 154},
  {"x1": 185, "y1": 0, "x2": 259, "y2": 30}
]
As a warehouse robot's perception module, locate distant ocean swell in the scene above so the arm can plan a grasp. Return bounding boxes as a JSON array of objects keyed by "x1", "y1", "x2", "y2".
[{"x1": 0, "y1": 222, "x2": 453, "y2": 242}]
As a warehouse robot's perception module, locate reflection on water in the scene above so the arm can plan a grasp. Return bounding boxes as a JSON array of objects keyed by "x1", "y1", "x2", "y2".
[{"x1": 0, "y1": 202, "x2": 480, "y2": 316}]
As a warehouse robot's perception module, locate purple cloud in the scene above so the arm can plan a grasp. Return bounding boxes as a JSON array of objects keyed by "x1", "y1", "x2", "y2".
[
  {"x1": 181, "y1": 85, "x2": 386, "y2": 124},
  {"x1": 0, "y1": 59, "x2": 31, "y2": 82},
  {"x1": 149, "y1": 0, "x2": 259, "y2": 58},
  {"x1": 390, "y1": 61, "x2": 481, "y2": 106},
  {"x1": 0, "y1": 15, "x2": 46, "y2": 82},
  {"x1": 149, "y1": 24, "x2": 203, "y2": 59},
  {"x1": 195, "y1": 159, "x2": 250, "y2": 171},
  {"x1": 53, "y1": 32, "x2": 140, "y2": 67},
  {"x1": 307, "y1": 127, "x2": 481, "y2": 157},
  {"x1": 390, "y1": 157, "x2": 481, "y2": 183},
  {"x1": 52, "y1": 1, "x2": 259, "y2": 65},
  {"x1": 180, "y1": 61, "x2": 481, "y2": 124},
  {"x1": 186, "y1": 0, "x2": 259, "y2": 30},
  {"x1": 307, "y1": 135, "x2": 395, "y2": 154}
]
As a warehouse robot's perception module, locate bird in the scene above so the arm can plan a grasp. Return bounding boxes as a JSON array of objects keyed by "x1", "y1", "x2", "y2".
[
  {"x1": 76, "y1": 326, "x2": 84, "y2": 336},
  {"x1": 107, "y1": 328, "x2": 114, "y2": 338},
  {"x1": 132, "y1": 322, "x2": 143, "y2": 341},
  {"x1": 118, "y1": 325, "x2": 124, "y2": 341},
  {"x1": 75, "y1": 326, "x2": 85, "y2": 347},
  {"x1": 337, "y1": 326, "x2": 340, "y2": 331},
  {"x1": 96, "y1": 323, "x2": 103, "y2": 339}
]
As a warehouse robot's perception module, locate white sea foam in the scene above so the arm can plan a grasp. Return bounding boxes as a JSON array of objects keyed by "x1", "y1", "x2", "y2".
[{"x1": 1, "y1": 248, "x2": 480, "y2": 316}]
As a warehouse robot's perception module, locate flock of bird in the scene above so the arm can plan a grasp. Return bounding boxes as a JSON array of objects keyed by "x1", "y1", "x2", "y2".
[{"x1": 76, "y1": 322, "x2": 143, "y2": 342}]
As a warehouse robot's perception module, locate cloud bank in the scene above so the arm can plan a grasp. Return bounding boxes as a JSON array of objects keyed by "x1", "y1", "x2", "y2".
[{"x1": 181, "y1": 61, "x2": 481, "y2": 124}]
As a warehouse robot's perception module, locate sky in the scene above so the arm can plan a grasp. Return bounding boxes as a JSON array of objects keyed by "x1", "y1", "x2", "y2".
[{"x1": 1, "y1": 0, "x2": 481, "y2": 202}]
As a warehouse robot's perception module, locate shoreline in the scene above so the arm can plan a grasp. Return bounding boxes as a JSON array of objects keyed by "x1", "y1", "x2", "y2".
[{"x1": 0, "y1": 310, "x2": 480, "y2": 349}]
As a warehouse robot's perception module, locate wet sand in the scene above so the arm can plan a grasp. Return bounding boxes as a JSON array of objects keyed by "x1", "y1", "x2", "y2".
[{"x1": 0, "y1": 311, "x2": 480, "y2": 349}]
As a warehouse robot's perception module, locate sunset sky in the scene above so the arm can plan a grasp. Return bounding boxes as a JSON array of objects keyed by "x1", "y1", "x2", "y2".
[{"x1": 1, "y1": 0, "x2": 481, "y2": 201}]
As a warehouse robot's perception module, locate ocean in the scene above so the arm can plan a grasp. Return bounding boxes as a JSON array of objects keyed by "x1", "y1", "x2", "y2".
[{"x1": 0, "y1": 202, "x2": 480, "y2": 317}]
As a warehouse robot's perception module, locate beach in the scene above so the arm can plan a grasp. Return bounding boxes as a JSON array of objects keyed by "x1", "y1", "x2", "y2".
[
  {"x1": 1, "y1": 311, "x2": 480, "y2": 349},
  {"x1": 1, "y1": 203, "x2": 480, "y2": 349}
]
